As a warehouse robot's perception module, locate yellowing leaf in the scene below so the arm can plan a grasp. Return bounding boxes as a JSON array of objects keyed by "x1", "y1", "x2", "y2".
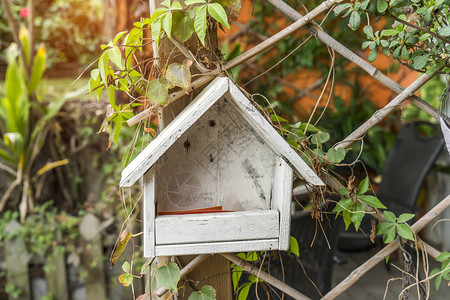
[
  {"x1": 110, "y1": 230, "x2": 132, "y2": 267},
  {"x1": 166, "y1": 62, "x2": 191, "y2": 90}
]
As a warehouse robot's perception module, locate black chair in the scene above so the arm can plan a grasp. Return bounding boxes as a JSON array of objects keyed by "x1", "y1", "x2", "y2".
[
  {"x1": 241, "y1": 201, "x2": 341, "y2": 299},
  {"x1": 338, "y1": 121, "x2": 445, "y2": 251}
]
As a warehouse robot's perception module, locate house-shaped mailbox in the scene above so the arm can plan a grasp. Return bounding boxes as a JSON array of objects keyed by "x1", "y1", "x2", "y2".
[{"x1": 120, "y1": 77, "x2": 324, "y2": 257}]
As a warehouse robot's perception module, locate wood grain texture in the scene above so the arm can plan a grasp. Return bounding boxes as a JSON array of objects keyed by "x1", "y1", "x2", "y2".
[
  {"x1": 272, "y1": 157, "x2": 293, "y2": 250},
  {"x1": 120, "y1": 77, "x2": 229, "y2": 187},
  {"x1": 226, "y1": 81, "x2": 324, "y2": 186},
  {"x1": 155, "y1": 210, "x2": 279, "y2": 245},
  {"x1": 154, "y1": 96, "x2": 275, "y2": 213},
  {"x1": 143, "y1": 168, "x2": 156, "y2": 258},
  {"x1": 155, "y1": 239, "x2": 279, "y2": 256}
]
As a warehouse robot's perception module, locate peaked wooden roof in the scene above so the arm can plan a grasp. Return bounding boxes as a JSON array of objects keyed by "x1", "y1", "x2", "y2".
[{"x1": 120, "y1": 77, "x2": 324, "y2": 187}]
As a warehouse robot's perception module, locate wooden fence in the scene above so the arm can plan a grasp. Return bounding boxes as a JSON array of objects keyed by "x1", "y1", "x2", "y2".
[{"x1": 0, "y1": 213, "x2": 143, "y2": 300}]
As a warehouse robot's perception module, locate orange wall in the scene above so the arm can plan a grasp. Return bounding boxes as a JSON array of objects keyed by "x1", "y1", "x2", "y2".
[{"x1": 218, "y1": 0, "x2": 418, "y2": 116}]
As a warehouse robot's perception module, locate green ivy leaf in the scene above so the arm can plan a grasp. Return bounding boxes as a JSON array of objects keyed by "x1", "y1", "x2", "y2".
[
  {"x1": 327, "y1": 147, "x2": 346, "y2": 163},
  {"x1": 118, "y1": 273, "x2": 133, "y2": 287},
  {"x1": 238, "y1": 282, "x2": 252, "y2": 300},
  {"x1": 193, "y1": 5, "x2": 208, "y2": 46},
  {"x1": 231, "y1": 264, "x2": 243, "y2": 292},
  {"x1": 149, "y1": 7, "x2": 168, "y2": 25},
  {"x1": 376, "y1": 221, "x2": 394, "y2": 235},
  {"x1": 429, "y1": 268, "x2": 442, "y2": 290},
  {"x1": 436, "y1": 252, "x2": 450, "y2": 262},
  {"x1": 357, "y1": 176, "x2": 370, "y2": 195},
  {"x1": 289, "y1": 236, "x2": 300, "y2": 257},
  {"x1": 349, "y1": 11, "x2": 361, "y2": 30},
  {"x1": 208, "y1": 3, "x2": 230, "y2": 29},
  {"x1": 383, "y1": 225, "x2": 396, "y2": 243},
  {"x1": 188, "y1": 285, "x2": 216, "y2": 300},
  {"x1": 343, "y1": 207, "x2": 352, "y2": 230},
  {"x1": 397, "y1": 213, "x2": 415, "y2": 223},
  {"x1": 377, "y1": 0, "x2": 388, "y2": 13},
  {"x1": 162, "y1": 11, "x2": 173, "y2": 39},
  {"x1": 337, "y1": 188, "x2": 349, "y2": 196},
  {"x1": 185, "y1": 0, "x2": 207, "y2": 5},
  {"x1": 166, "y1": 62, "x2": 191, "y2": 90},
  {"x1": 426, "y1": 62, "x2": 445, "y2": 75},
  {"x1": 358, "y1": 195, "x2": 387, "y2": 209},
  {"x1": 122, "y1": 261, "x2": 130, "y2": 273},
  {"x1": 368, "y1": 48, "x2": 378, "y2": 62},
  {"x1": 113, "y1": 31, "x2": 128, "y2": 45},
  {"x1": 363, "y1": 25, "x2": 374, "y2": 39},
  {"x1": 152, "y1": 18, "x2": 162, "y2": 49},
  {"x1": 438, "y1": 25, "x2": 450, "y2": 37},
  {"x1": 413, "y1": 54, "x2": 429, "y2": 69},
  {"x1": 383, "y1": 211, "x2": 396, "y2": 223},
  {"x1": 350, "y1": 202, "x2": 366, "y2": 231},
  {"x1": 147, "y1": 78, "x2": 170, "y2": 105},
  {"x1": 311, "y1": 132, "x2": 330, "y2": 144},
  {"x1": 381, "y1": 29, "x2": 398, "y2": 36},
  {"x1": 156, "y1": 262, "x2": 181, "y2": 292},
  {"x1": 173, "y1": 11, "x2": 195, "y2": 43},
  {"x1": 333, "y1": 198, "x2": 353, "y2": 214},
  {"x1": 396, "y1": 223, "x2": 415, "y2": 241},
  {"x1": 108, "y1": 46, "x2": 124, "y2": 69}
]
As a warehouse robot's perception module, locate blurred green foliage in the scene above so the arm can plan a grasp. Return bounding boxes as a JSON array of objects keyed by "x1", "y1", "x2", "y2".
[{"x1": 0, "y1": 0, "x2": 105, "y2": 65}]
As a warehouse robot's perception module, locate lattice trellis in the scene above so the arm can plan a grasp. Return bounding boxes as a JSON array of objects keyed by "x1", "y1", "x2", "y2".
[{"x1": 133, "y1": 1, "x2": 450, "y2": 299}]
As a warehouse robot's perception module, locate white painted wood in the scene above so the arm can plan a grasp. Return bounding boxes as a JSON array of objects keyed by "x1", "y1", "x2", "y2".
[
  {"x1": 226, "y1": 81, "x2": 324, "y2": 186},
  {"x1": 272, "y1": 157, "x2": 293, "y2": 250},
  {"x1": 143, "y1": 168, "x2": 156, "y2": 258},
  {"x1": 154, "y1": 239, "x2": 279, "y2": 256},
  {"x1": 154, "y1": 96, "x2": 274, "y2": 212},
  {"x1": 120, "y1": 77, "x2": 229, "y2": 187},
  {"x1": 121, "y1": 76, "x2": 323, "y2": 188},
  {"x1": 155, "y1": 210, "x2": 279, "y2": 245}
]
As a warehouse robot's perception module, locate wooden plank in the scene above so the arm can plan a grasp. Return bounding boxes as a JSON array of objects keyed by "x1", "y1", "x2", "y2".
[
  {"x1": 272, "y1": 157, "x2": 293, "y2": 250},
  {"x1": 155, "y1": 210, "x2": 279, "y2": 245},
  {"x1": 225, "y1": 80, "x2": 324, "y2": 186},
  {"x1": 176, "y1": 255, "x2": 232, "y2": 300},
  {"x1": 143, "y1": 168, "x2": 156, "y2": 258},
  {"x1": 120, "y1": 77, "x2": 229, "y2": 187},
  {"x1": 154, "y1": 96, "x2": 275, "y2": 213},
  {"x1": 155, "y1": 239, "x2": 279, "y2": 256},
  {"x1": 44, "y1": 232, "x2": 69, "y2": 300}
]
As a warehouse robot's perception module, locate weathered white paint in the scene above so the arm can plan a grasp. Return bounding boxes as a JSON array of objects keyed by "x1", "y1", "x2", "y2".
[
  {"x1": 272, "y1": 157, "x2": 293, "y2": 250},
  {"x1": 154, "y1": 96, "x2": 275, "y2": 212},
  {"x1": 154, "y1": 239, "x2": 279, "y2": 256},
  {"x1": 120, "y1": 77, "x2": 229, "y2": 187},
  {"x1": 226, "y1": 83, "x2": 324, "y2": 186},
  {"x1": 122, "y1": 76, "x2": 325, "y2": 257},
  {"x1": 143, "y1": 168, "x2": 156, "y2": 257},
  {"x1": 155, "y1": 210, "x2": 279, "y2": 245},
  {"x1": 120, "y1": 76, "x2": 323, "y2": 187}
]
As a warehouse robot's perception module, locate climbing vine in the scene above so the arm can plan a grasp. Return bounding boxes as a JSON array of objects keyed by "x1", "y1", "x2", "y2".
[{"x1": 87, "y1": 0, "x2": 449, "y2": 298}]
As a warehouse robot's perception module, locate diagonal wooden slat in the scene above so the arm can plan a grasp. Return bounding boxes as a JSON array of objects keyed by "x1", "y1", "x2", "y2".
[
  {"x1": 323, "y1": 194, "x2": 450, "y2": 299},
  {"x1": 127, "y1": 0, "x2": 338, "y2": 126},
  {"x1": 265, "y1": 0, "x2": 448, "y2": 123}
]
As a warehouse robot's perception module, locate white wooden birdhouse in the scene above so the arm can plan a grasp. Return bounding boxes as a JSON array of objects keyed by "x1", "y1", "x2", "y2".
[{"x1": 120, "y1": 77, "x2": 324, "y2": 257}]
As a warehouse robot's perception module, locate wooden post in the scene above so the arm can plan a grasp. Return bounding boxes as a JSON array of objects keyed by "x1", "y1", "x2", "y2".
[
  {"x1": 4, "y1": 220, "x2": 30, "y2": 300},
  {"x1": 44, "y1": 233, "x2": 69, "y2": 300},
  {"x1": 146, "y1": 1, "x2": 231, "y2": 298},
  {"x1": 80, "y1": 213, "x2": 107, "y2": 300}
]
